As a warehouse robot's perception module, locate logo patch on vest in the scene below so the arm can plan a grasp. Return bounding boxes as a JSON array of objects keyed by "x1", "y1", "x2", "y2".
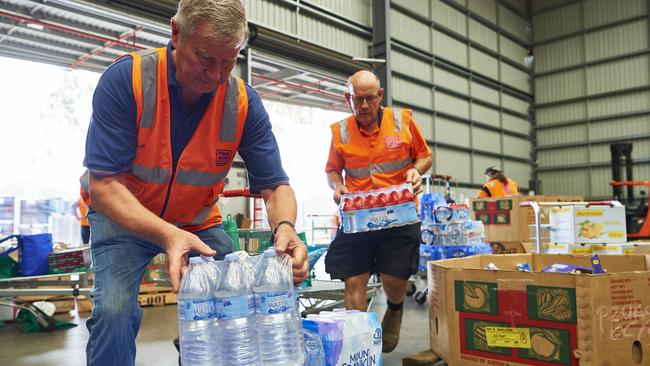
[
  {"x1": 215, "y1": 150, "x2": 232, "y2": 166},
  {"x1": 384, "y1": 136, "x2": 402, "y2": 150}
]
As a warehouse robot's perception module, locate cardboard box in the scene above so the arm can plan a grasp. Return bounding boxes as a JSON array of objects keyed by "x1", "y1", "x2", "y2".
[
  {"x1": 541, "y1": 243, "x2": 594, "y2": 255},
  {"x1": 590, "y1": 244, "x2": 635, "y2": 255},
  {"x1": 550, "y1": 206, "x2": 627, "y2": 244},
  {"x1": 472, "y1": 195, "x2": 583, "y2": 243},
  {"x1": 489, "y1": 241, "x2": 533, "y2": 254},
  {"x1": 428, "y1": 254, "x2": 650, "y2": 366}
]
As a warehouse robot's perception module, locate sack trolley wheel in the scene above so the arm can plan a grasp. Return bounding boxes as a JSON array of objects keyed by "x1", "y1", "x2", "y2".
[
  {"x1": 414, "y1": 288, "x2": 427, "y2": 305},
  {"x1": 406, "y1": 282, "x2": 417, "y2": 297}
]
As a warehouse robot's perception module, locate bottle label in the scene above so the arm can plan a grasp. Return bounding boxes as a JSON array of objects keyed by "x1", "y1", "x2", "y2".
[
  {"x1": 305, "y1": 340, "x2": 321, "y2": 352},
  {"x1": 177, "y1": 298, "x2": 216, "y2": 321},
  {"x1": 255, "y1": 290, "x2": 295, "y2": 315},
  {"x1": 215, "y1": 295, "x2": 255, "y2": 320}
]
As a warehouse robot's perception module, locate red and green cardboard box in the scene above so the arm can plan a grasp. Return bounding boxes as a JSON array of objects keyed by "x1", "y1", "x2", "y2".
[
  {"x1": 428, "y1": 254, "x2": 650, "y2": 365},
  {"x1": 471, "y1": 196, "x2": 583, "y2": 243}
]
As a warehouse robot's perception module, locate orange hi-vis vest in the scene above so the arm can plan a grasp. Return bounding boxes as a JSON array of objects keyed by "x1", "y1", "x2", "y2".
[
  {"x1": 478, "y1": 178, "x2": 519, "y2": 198},
  {"x1": 331, "y1": 107, "x2": 415, "y2": 192},
  {"x1": 81, "y1": 47, "x2": 248, "y2": 232}
]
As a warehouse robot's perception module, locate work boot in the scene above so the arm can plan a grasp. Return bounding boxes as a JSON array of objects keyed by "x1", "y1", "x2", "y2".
[
  {"x1": 173, "y1": 336, "x2": 181, "y2": 365},
  {"x1": 173, "y1": 336, "x2": 180, "y2": 352},
  {"x1": 381, "y1": 307, "x2": 403, "y2": 353}
]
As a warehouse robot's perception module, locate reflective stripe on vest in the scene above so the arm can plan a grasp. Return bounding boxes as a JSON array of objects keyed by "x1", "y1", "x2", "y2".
[
  {"x1": 221, "y1": 76, "x2": 238, "y2": 142},
  {"x1": 131, "y1": 163, "x2": 170, "y2": 184},
  {"x1": 175, "y1": 169, "x2": 229, "y2": 186},
  {"x1": 392, "y1": 108, "x2": 403, "y2": 133},
  {"x1": 139, "y1": 49, "x2": 158, "y2": 129},
  {"x1": 338, "y1": 118, "x2": 349, "y2": 144},
  {"x1": 345, "y1": 156, "x2": 413, "y2": 179},
  {"x1": 370, "y1": 156, "x2": 412, "y2": 175}
]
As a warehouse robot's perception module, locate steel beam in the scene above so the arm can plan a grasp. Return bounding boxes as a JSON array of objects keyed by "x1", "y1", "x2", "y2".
[
  {"x1": 536, "y1": 85, "x2": 650, "y2": 109},
  {"x1": 534, "y1": 14, "x2": 647, "y2": 47},
  {"x1": 371, "y1": 0, "x2": 391, "y2": 105},
  {"x1": 535, "y1": 48, "x2": 650, "y2": 78},
  {"x1": 536, "y1": 133, "x2": 650, "y2": 151},
  {"x1": 536, "y1": 158, "x2": 650, "y2": 173}
]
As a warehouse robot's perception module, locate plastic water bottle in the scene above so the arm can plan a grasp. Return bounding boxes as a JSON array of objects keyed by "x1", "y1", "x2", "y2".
[
  {"x1": 254, "y1": 248, "x2": 305, "y2": 366},
  {"x1": 420, "y1": 193, "x2": 434, "y2": 224},
  {"x1": 214, "y1": 252, "x2": 259, "y2": 365},
  {"x1": 302, "y1": 319, "x2": 326, "y2": 366},
  {"x1": 315, "y1": 318, "x2": 344, "y2": 366},
  {"x1": 177, "y1": 256, "x2": 218, "y2": 366}
]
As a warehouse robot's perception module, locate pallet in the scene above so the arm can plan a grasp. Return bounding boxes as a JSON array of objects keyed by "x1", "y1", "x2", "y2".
[
  {"x1": 15, "y1": 295, "x2": 93, "y2": 314},
  {"x1": 137, "y1": 285, "x2": 177, "y2": 307}
]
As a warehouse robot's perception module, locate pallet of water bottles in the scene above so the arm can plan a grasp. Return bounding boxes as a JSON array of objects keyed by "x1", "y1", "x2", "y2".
[
  {"x1": 338, "y1": 183, "x2": 419, "y2": 233},
  {"x1": 419, "y1": 202, "x2": 491, "y2": 269}
]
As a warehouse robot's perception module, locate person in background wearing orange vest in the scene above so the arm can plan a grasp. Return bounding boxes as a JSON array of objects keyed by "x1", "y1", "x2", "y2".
[
  {"x1": 477, "y1": 166, "x2": 520, "y2": 198},
  {"x1": 325, "y1": 70, "x2": 433, "y2": 353},
  {"x1": 74, "y1": 197, "x2": 90, "y2": 244},
  {"x1": 80, "y1": 1, "x2": 307, "y2": 364}
]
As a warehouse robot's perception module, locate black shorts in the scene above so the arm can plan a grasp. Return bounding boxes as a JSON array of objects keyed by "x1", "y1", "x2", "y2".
[{"x1": 324, "y1": 223, "x2": 420, "y2": 280}]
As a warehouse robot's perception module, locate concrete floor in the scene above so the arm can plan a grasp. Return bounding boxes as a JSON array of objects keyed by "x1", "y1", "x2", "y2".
[{"x1": 0, "y1": 278, "x2": 431, "y2": 366}]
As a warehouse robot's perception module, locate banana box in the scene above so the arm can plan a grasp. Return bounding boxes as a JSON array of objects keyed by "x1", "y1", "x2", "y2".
[
  {"x1": 428, "y1": 254, "x2": 650, "y2": 366},
  {"x1": 549, "y1": 205, "x2": 627, "y2": 244}
]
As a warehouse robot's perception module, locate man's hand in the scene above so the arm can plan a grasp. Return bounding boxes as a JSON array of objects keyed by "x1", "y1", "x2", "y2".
[
  {"x1": 406, "y1": 168, "x2": 423, "y2": 195},
  {"x1": 164, "y1": 228, "x2": 216, "y2": 293},
  {"x1": 273, "y1": 225, "x2": 309, "y2": 284},
  {"x1": 333, "y1": 184, "x2": 349, "y2": 204}
]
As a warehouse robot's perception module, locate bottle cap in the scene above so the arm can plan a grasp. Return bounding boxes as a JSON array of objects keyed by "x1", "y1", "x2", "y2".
[
  {"x1": 225, "y1": 252, "x2": 238, "y2": 262},
  {"x1": 189, "y1": 256, "x2": 203, "y2": 265},
  {"x1": 263, "y1": 248, "x2": 276, "y2": 257}
]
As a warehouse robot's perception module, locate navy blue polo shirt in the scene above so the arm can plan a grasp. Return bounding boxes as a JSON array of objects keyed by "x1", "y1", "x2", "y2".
[{"x1": 83, "y1": 42, "x2": 289, "y2": 193}]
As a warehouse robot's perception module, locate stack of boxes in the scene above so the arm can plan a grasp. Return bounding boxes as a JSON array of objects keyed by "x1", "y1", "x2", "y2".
[
  {"x1": 542, "y1": 204, "x2": 646, "y2": 254},
  {"x1": 471, "y1": 195, "x2": 582, "y2": 254},
  {"x1": 47, "y1": 247, "x2": 90, "y2": 274}
]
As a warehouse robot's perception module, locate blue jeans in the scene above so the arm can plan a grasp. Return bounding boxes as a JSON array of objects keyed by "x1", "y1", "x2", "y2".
[{"x1": 85, "y1": 211, "x2": 234, "y2": 366}]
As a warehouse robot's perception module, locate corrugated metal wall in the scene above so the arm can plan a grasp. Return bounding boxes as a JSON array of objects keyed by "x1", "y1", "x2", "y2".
[
  {"x1": 243, "y1": 0, "x2": 533, "y2": 198},
  {"x1": 389, "y1": 0, "x2": 534, "y2": 197},
  {"x1": 533, "y1": 0, "x2": 650, "y2": 199},
  {"x1": 243, "y1": 0, "x2": 371, "y2": 58}
]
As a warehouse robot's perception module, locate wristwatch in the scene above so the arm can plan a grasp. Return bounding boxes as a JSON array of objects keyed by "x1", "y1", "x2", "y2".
[{"x1": 271, "y1": 220, "x2": 296, "y2": 242}]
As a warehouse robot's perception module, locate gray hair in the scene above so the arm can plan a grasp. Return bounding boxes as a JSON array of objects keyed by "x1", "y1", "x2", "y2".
[{"x1": 174, "y1": 0, "x2": 248, "y2": 46}]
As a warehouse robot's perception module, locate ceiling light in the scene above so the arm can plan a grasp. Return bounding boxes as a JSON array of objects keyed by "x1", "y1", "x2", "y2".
[{"x1": 26, "y1": 23, "x2": 44, "y2": 31}]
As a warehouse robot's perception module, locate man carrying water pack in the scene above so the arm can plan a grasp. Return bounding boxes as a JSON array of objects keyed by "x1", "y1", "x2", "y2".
[
  {"x1": 325, "y1": 70, "x2": 433, "y2": 353},
  {"x1": 81, "y1": 1, "x2": 308, "y2": 364}
]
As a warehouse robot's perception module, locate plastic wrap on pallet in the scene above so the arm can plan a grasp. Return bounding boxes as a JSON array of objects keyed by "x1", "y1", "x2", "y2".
[{"x1": 419, "y1": 243, "x2": 492, "y2": 270}]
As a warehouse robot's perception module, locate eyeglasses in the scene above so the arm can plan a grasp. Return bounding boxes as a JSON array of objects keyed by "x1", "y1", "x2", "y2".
[{"x1": 350, "y1": 95, "x2": 379, "y2": 105}]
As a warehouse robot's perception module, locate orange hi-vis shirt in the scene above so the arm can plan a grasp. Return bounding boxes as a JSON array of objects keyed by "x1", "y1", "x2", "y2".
[
  {"x1": 326, "y1": 107, "x2": 431, "y2": 192},
  {"x1": 477, "y1": 178, "x2": 520, "y2": 198}
]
